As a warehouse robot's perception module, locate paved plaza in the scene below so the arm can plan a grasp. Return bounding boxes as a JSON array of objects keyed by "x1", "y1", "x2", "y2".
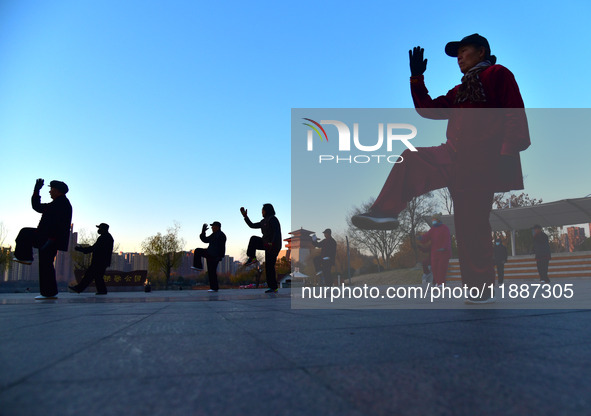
[{"x1": 1, "y1": 288, "x2": 590, "y2": 416}]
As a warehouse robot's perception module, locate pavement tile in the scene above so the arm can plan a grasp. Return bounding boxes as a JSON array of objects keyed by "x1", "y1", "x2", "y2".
[
  {"x1": 0, "y1": 369, "x2": 366, "y2": 416},
  {"x1": 306, "y1": 353, "x2": 590, "y2": 416},
  {"x1": 1, "y1": 289, "x2": 589, "y2": 415}
]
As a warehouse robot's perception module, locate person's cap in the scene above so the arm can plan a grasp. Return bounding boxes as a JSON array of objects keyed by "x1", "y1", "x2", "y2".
[
  {"x1": 445, "y1": 33, "x2": 490, "y2": 57},
  {"x1": 431, "y1": 213, "x2": 442, "y2": 221},
  {"x1": 96, "y1": 223, "x2": 109, "y2": 230},
  {"x1": 49, "y1": 180, "x2": 69, "y2": 194},
  {"x1": 210, "y1": 221, "x2": 221, "y2": 227},
  {"x1": 323, "y1": 228, "x2": 331, "y2": 234},
  {"x1": 532, "y1": 224, "x2": 542, "y2": 229}
]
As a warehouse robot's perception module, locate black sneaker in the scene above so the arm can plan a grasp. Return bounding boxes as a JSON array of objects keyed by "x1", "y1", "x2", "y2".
[
  {"x1": 265, "y1": 288, "x2": 278, "y2": 293},
  {"x1": 68, "y1": 285, "x2": 82, "y2": 294},
  {"x1": 95, "y1": 292, "x2": 107, "y2": 295},
  {"x1": 13, "y1": 257, "x2": 33, "y2": 265},
  {"x1": 465, "y1": 293, "x2": 495, "y2": 305},
  {"x1": 351, "y1": 212, "x2": 399, "y2": 230},
  {"x1": 244, "y1": 257, "x2": 258, "y2": 268},
  {"x1": 191, "y1": 266, "x2": 204, "y2": 271}
]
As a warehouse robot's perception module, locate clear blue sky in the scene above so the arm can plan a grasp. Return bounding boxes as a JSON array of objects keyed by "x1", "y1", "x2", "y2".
[{"x1": 1, "y1": 0, "x2": 590, "y2": 258}]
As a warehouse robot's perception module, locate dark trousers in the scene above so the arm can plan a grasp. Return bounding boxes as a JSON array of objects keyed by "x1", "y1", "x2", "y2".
[
  {"x1": 313, "y1": 256, "x2": 334, "y2": 286},
  {"x1": 495, "y1": 262, "x2": 505, "y2": 285},
  {"x1": 372, "y1": 145, "x2": 496, "y2": 289},
  {"x1": 15, "y1": 227, "x2": 59, "y2": 297},
  {"x1": 247, "y1": 236, "x2": 279, "y2": 290},
  {"x1": 537, "y1": 258, "x2": 550, "y2": 282},
  {"x1": 76, "y1": 264, "x2": 108, "y2": 293},
  {"x1": 194, "y1": 248, "x2": 220, "y2": 291}
]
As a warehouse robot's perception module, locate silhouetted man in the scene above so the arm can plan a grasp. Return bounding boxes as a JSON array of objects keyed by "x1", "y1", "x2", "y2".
[
  {"x1": 69, "y1": 223, "x2": 114, "y2": 295},
  {"x1": 311, "y1": 228, "x2": 337, "y2": 286},
  {"x1": 192, "y1": 221, "x2": 226, "y2": 292},
  {"x1": 493, "y1": 238, "x2": 508, "y2": 285},
  {"x1": 241, "y1": 203, "x2": 282, "y2": 293},
  {"x1": 14, "y1": 179, "x2": 72, "y2": 300},
  {"x1": 532, "y1": 224, "x2": 551, "y2": 283}
]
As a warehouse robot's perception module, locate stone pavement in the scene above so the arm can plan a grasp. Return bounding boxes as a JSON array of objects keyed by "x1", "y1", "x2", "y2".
[{"x1": 1, "y1": 289, "x2": 590, "y2": 416}]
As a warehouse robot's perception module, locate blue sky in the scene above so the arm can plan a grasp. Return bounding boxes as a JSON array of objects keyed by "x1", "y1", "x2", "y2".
[{"x1": 1, "y1": 0, "x2": 590, "y2": 258}]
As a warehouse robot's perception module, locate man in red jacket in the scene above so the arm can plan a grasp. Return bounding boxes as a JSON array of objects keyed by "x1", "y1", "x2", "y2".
[
  {"x1": 352, "y1": 34, "x2": 530, "y2": 303},
  {"x1": 418, "y1": 215, "x2": 452, "y2": 287}
]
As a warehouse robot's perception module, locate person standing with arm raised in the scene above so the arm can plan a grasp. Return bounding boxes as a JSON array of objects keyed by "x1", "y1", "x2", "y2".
[
  {"x1": 14, "y1": 179, "x2": 73, "y2": 300},
  {"x1": 352, "y1": 34, "x2": 530, "y2": 304},
  {"x1": 241, "y1": 203, "x2": 282, "y2": 293},
  {"x1": 192, "y1": 221, "x2": 226, "y2": 292}
]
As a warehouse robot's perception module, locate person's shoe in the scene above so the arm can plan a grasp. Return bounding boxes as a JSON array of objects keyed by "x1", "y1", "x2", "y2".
[
  {"x1": 95, "y1": 292, "x2": 108, "y2": 295},
  {"x1": 465, "y1": 294, "x2": 495, "y2": 305},
  {"x1": 13, "y1": 257, "x2": 33, "y2": 265},
  {"x1": 265, "y1": 288, "x2": 278, "y2": 293},
  {"x1": 207, "y1": 289, "x2": 218, "y2": 292},
  {"x1": 68, "y1": 285, "x2": 82, "y2": 294},
  {"x1": 316, "y1": 271, "x2": 323, "y2": 276},
  {"x1": 191, "y1": 266, "x2": 203, "y2": 271},
  {"x1": 351, "y1": 212, "x2": 399, "y2": 230},
  {"x1": 244, "y1": 257, "x2": 258, "y2": 268},
  {"x1": 35, "y1": 295, "x2": 58, "y2": 300}
]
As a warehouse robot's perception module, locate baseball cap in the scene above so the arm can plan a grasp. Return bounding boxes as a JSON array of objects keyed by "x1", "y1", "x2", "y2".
[{"x1": 445, "y1": 33, "x2": 490, "y2": 57}]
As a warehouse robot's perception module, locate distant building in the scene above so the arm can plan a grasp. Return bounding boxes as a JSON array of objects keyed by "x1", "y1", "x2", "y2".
[{"x1": 284, "y1": 228, "x2": 315, "y2": 267}]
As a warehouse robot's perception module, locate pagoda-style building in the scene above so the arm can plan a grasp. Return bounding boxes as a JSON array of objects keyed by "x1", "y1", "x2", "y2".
[{"x1": 284, "y1": 228, "x2": 316, "y2": 267}]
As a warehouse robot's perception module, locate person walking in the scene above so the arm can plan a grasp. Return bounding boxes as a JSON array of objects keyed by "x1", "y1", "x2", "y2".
[
  {"x1": 493, "y1": 238, "x2": 508, "y2": 285},
  {"x1": 351, "y1": 34, "x2": 530, "y2": 303},
  {"x1": 69, "y1": 223, "x2": 114, "y2": 295},
  {"x1": 192, "y1": 221, "x2": 226, "y2": 292},
  {"x1": 14, "y1": 179, "x2": 73, "y2": 300},
  {"x1": 241, "y1": 203, "x2": 282, "y2": 293}
]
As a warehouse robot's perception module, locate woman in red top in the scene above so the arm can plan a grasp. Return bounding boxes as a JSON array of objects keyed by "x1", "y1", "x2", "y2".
[
  {"x1": 418, "y1": 215, "x2": 452, "y2": 287},
  {"x1": 352, "y1": 34, "x2": 530, "y2": 303}
]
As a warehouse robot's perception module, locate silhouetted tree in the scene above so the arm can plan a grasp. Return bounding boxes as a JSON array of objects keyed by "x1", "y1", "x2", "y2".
[
  {"x1": 436, "y1": 188, "x2": 454, "y2": 215},
  {"x1": 347, "y1": 198, "x2": 406, "y2": 270},
  {"x1": 70, "y1": 228, "x2": 98, "y2": 275},
  {"x1": 398, "y1": 193, "x2": 437, "y2": 264},
  {"x1": 141, "y1": 223, "x2": 185, "y2": 290}
]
